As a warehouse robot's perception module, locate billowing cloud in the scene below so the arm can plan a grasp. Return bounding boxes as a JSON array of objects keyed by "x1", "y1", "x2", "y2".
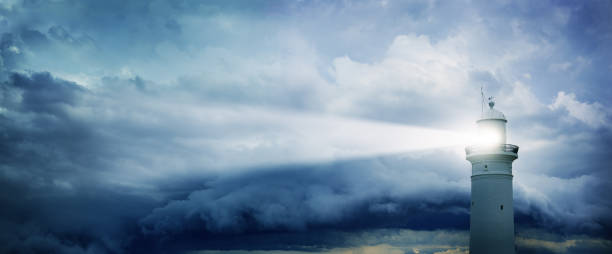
[
  {"x1": 549, "y1": 91, "x2": 609, "y2": 128},
  {"x1": 140, "y1": 153, "x2": 471, "y2": 236}
]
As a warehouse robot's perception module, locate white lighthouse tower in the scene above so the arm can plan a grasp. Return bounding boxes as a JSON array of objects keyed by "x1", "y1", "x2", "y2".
[{"x1": 466, "y1": 97, "x2": 519, "y2": 254}]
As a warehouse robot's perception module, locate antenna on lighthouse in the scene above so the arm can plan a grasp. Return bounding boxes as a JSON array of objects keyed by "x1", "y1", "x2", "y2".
[{"x1": 480, "y1": 85, "x2": 485, "y2": 114}]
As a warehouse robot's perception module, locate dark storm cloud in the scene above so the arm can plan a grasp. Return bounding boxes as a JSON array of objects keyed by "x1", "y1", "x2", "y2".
[
  {"x1": 138, "y1": 147, "x2": 612, "y2": 252},
  {"x1": 136, "y1": 154, "x2": 470, "y2": 252},
  {"x1": 0, "y1": 72, "x2": 110, "y2": 176},
  {"x1": 0, "y1": 72, "x2": 156, "y2": 254},
  {"x1": 7, "y1": 72, "x2": 81, "y2": 112},
  {"x1": 1, "y1": 72, "x2": 83, "y2": 164},
  {"x1": 514, "y1": 128, "x2": 612, "y2": 237},
  {"x1": 141, "y1": 156, "x2": 469, "y2": 234},
  {"x1": 0, "y1": 180, "x2": 158, "y2": 254}
]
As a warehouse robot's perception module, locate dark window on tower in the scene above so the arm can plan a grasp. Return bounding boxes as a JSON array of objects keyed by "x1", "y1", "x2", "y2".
[
  {"x1": 471, "y1": 201, "x2": 474, "y2": 206},
  {"x1": 500, "y1": 205, "x2": 504, "y2": 210},
  {"x1": 484, "y1": 164, "x2": 488, "y2": 168}
]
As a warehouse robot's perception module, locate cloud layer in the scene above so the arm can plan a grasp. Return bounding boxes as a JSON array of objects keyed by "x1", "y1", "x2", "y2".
[{"x1": 0, "y1": 0, "x2": 611, "y2": 253}]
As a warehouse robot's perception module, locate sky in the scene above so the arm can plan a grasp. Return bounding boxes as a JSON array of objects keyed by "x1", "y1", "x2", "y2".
[{"x1": 0, "y1": 0, "x2": 611, "y2": 253}]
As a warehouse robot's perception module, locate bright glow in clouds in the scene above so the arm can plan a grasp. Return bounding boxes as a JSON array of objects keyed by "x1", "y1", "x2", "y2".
[
  {"x1": 170, "y1": 105, "x2": 471, "y2": 167},
  {"x1": 473, "y1": 127, "x2": 503, "y2": 147},
  {"x1": 85, "y1": 92, "x2": 476, "y2": 185},
  {"x1": 284, "y1": 113, "x2": 469, "y2": 159}
]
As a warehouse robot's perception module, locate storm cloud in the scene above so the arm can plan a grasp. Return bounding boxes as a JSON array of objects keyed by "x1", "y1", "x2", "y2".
[{"x1": 0, "y1": 0, "x2": 611, "y2": 253}]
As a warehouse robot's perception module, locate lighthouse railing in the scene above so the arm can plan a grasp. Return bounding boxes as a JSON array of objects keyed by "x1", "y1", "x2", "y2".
[{"x1": 465, "y1": 144, "x2": 519, "y2": 156}]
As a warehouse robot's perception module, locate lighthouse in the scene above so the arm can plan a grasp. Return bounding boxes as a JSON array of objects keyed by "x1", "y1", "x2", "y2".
[{"x1": 466, "y1": 97, "x2": 519, "y2": 254}]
